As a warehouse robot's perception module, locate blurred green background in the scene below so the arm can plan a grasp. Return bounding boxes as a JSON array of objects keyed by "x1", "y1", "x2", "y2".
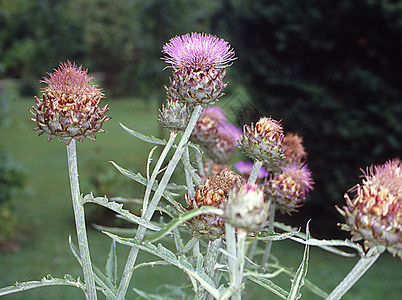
[{"x1": 1, "y1": 0, "x2": 401, "y2": 299}]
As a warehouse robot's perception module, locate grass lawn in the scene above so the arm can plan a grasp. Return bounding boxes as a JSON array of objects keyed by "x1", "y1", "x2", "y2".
[{"x1": 0, "y1": 87, "x2": 401, "y2": 299}]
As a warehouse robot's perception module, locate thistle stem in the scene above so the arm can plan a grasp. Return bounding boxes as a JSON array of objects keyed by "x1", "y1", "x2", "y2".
[
  {"x1": 115, "y1": 105, "x2": 203, "y2": 300},
  {"x1": 261, "y1": 205, "x2": 276, "y2": 267},
  {"x1": 142, "y1": 131, "x2": 177, "y2": 217},
  {"x1": 326, "y1": 247, "x2": 381, "y2": 300},
  {"x1": 233, "y1": 229, "x2": 247, "y2": 300},
  {"x1": 247, "y1": 160, "x2": 263, "y2": 184},
  {"x1": 195, "y1": 238, "x2": 222, "y2": 300},
  {"x1": 66, "y1": 139, "x2": 97, "y2": 300},
  {"x1": 225, "y1": 222, "x2": 237, "y2": 296},
  {"x1": 183, "y1": 144, "x2": 195, "y2": 199}
]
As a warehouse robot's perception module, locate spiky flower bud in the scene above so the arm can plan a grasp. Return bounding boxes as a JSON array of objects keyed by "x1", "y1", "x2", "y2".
[
  {"x1": 191, "y1": 107, "x2": 241, "y2": 163},
  {"x1": 339, "y1": 159, "x2": 402, "y2": 258},
  {"x1": 162, "y1": 32, "x2": 236, "y2": 106},
  {"x1": 29, "y1": 61, "x2": 110, "y2": 143},
  {"x1": 158, "y1": 98, "x2": 191, "y2": 132},
  {"x1": 282, "y1": 132, "x2": 307, "y2": 164},
  {"x1": 224, "y1": 183, "x2": 268, "y2": 232},
  {"x1": 265, "y1": 163, "x2": 314, "y2": 214},
  {"x1": 185, "y1": 169, "x2": 243, "y2": 239},
  {"x1": 239, "y1": 117, "x2": 285, "y2": 170}
]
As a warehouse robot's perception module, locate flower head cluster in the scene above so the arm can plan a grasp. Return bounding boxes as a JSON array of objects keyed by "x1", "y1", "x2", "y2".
[
  {"x1": 282, "y1": 132, "x2": 307, "y2": 164},
  {"x1": 185, "y1": 169, "x2": 243, "y2": 239},
  {"x1": 191, "y1": 107, "x2": 242, "y2": 163},
  {"x1": 158, "y1": 98, "x2": 191, "y2": 132},
  {"x1": 163, "y1": 33, "x2": 236, "y2": 106},
  {"x1": 265, "y1": 163, "x2": 314, "y2": 214},
  {"x1": 339, "y1": 159, "x2": 402, "y2": 258},
  {"x1": 224, "y1": 183, "x2": 269, "y2": 232},
  {"x1": 239, "y1": 117, "x2": 285, "y2": 171},
  {"x1": 30, "y1": 61, "x2": 110, "y2": 143}
]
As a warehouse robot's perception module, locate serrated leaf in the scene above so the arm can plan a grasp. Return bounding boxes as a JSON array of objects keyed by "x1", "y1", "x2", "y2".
[
  {"x1": 105, "y1": 240, "x2": 117, "y2": 286},
  {"x1": 0, "y1": 275, "x2": 86, "y2": 297},
  {"x1": 288, "y1": 221, "x2": 311, "y2": 300},
  {"x1": 104, "y1": 232, "x2": 220, "y2": 299},
  {"x1": 144, "y1": 206, "x2": 223, "y2": 243},
  {"x1": 274, "y1": 222, "x2": 359, "y2": 257},
  {"x1": 147, "y1": 146, "x2": 159, "y2": 182},
  {"x1": 180, "y1": 151, "x2": 204, "y2": 186},
  {"x1": 270, "y1": 263, "x2": 327, "y2": 298},
  {"x1": 250, "y1": 230, "x2": 298, "y2": 241},
  {"x1": 157, "y1": 244, "x2": 178, "y2": 264},
  {"x1": 83, "y1": 194, "x2": 161, "y2": 231},
  {"x1": 109, "y1": 161, "x2": 184, "y2": 212},
  {"x1": 245, "y1": 274, "x2": 289, "y2": 299},
  {"x1": 176, "y1": 236, "x2": 201, "y2": 255},
  {"x1": 196, "y1": 253, "x2": 204, "y2": 273},
  {"x1": 120, "y1": 123, "x2": 167, "y2": 145}
]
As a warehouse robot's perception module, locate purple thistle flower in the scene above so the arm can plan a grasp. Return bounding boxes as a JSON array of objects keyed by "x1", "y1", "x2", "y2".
[
  {"x1": 201, "y1": 106, "x2": 227, "y2": 123},
  {"x1": 280, "y1": 163, "x2": 314, "y2": 195},
  {"x1": 235, "y1": 161, "x2": 269, "y2": 179},
  {"x1": 220, "y1": 123, "x2": 243, "y2": 145},
  {"x1": 162, "y1": 32, "x2": 236, "y2": 70}
]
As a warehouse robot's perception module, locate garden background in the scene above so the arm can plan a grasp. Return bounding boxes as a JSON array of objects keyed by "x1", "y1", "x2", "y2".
[{"x1": 0, "y1": 0, "x2": 401, "y2": 299}]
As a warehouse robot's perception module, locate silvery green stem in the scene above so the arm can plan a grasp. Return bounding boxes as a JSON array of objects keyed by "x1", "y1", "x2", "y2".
[
  {"x1": 195, "y1": 238, "x2": 222, "y2": 300},
  {"x1": 247, "y1": 160, "x2": 263, "y2": 184},
  {"x1": 195, "y1": 148, "x2": 205, "y2": 178},
  {"x1": 326, "y1": 247, "x2": 381, "y2": 300},
  {"x1": 66, "y1": 139, "x2": 97, "y2": 300},
  {"x1": 142, "y1": 131, "x2": 177, "y2": 217},
  {"x1": 183, "y1": 144, "x2": 195, "y2": 198},
  {"x1": 233, "y1": 229, "x2": 247, "y2": 300},
  {"x1": 225, "y1": 222, "x2": 237, "y2": 299},
  {"x1": 261, "y1": 205, "x2": 276, "y2": 267},
  {"x1": 115, "y1": 105, "x2": 203, "y2": 300}
]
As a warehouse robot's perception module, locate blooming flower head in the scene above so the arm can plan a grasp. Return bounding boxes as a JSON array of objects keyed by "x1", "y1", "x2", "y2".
[
  {"x1": 265, "y1": 163, "x2": 314, "y2": 214},
  {"x1": 30, "y1": 61, "x2": 110, "y2": 143},
  {"x1": 185, "y1": 169, "x2": 243, "y2": 239},
  {"x1": 224, "y1": 183, "x2": 269, "y2": 232},
  {"x1": 162, "y1": 32, "x2": 236, "y2": 70},
  {"x1": 239, "y1": 117, "x2": 285, "y2": 171},
  {"x1": 339, "y1": 159, "x2": 402, "y2": 258},
  {"x1": 163, "y1": 33, "x2": 235, "y2": 106},
  {"x1": 282, "y1": 132, "x2": 307, "y2": 164},
  {"x1": 235, "y1": 161, "x2": 269, "y2": 180}
]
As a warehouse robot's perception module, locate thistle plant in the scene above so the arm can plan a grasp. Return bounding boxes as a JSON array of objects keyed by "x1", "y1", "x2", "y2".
[
  {"x1": 1, "y1": 33, "x2": 400, "y2": 300},
  {"x1": 29, "y1": 61, "x2": 110, "y2": 300}
]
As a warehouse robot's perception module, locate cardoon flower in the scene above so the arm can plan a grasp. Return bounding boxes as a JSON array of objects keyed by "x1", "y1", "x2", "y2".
[
  {"x1": 265, "y1": 163, "x2": 314, "y2": 214},
  {"x1": 158, "y1": 98, "x2": 191, "y2": 132},
  {"x1": 282, "y1": 132, "x2": 307, "y2": 164},
  {"x1": 185, "y1": 169, "x2": 243, "y2": 238},
  {"x1": 163, "y1": 32, "x2": 236, "y2": 106},
  {"x1": 224, "y1": 183, "x2": 269, "y2": 232},
  {"x1": 339, "y1": 159, "x2": 402, "y2": 258},
  {"x1": 239, "y1": 117, "x2": 285, "y2": 170},
  {"x1": 30, "y1": 61, "x2": 109, "y2": 143},
  {"x1": 235, "y1": 161, "x2": 269, "y2": 180}
]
